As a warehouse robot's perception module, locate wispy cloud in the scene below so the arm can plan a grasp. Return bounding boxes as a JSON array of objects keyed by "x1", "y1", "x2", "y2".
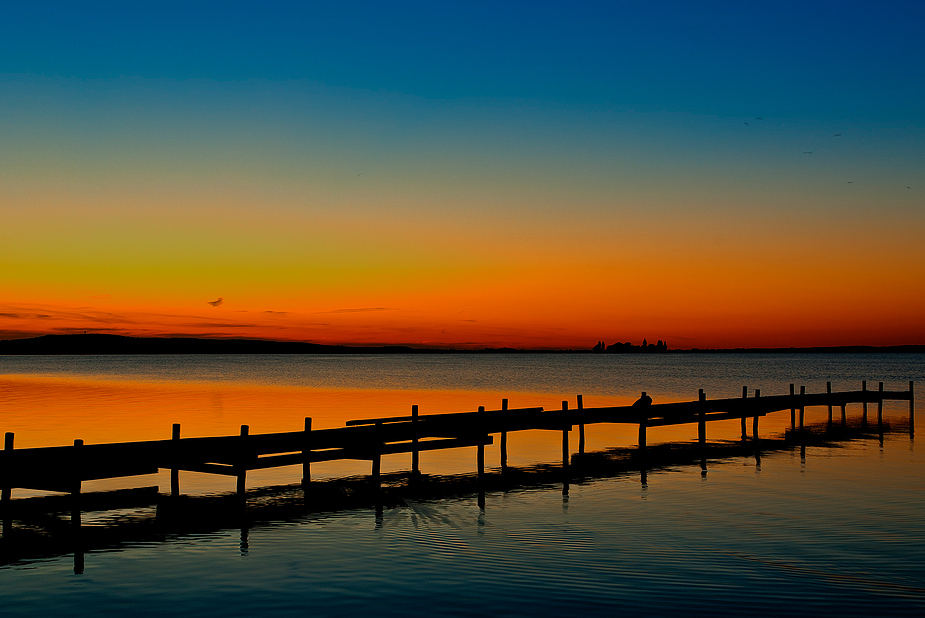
[
  {"x1": 181, "y1": 321, "x2": 260, "y2": 329},
  {"x1": 0, "y1": 312, "x2": 52, "y2": 319},
  {"x1": 317, "y1": 307, "x2": 391, "y2": 314}
]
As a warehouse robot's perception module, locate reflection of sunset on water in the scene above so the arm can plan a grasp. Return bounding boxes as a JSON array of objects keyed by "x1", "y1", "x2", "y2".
[
  {"x1": 3, "y1": 371, "x2": 912, "y2": 496},
  {"x1": 0, "y1": 374, "x2": 635, "y2": 446},
  {"x1": 2, "y1": 373, "x2": 910, "y2": 447}
]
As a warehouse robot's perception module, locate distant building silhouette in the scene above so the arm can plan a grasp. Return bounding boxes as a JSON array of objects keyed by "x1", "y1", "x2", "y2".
[{"x1": 591, "y1": 339, "x2": 669, "y2": 354}]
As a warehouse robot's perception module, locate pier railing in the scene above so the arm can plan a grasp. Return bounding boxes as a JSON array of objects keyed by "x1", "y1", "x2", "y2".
[{"x1": 0, "y1": 381, "x2": 914, "y2": 510}]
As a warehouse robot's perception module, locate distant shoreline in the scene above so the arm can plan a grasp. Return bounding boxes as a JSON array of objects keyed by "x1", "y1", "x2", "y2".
[{"x1": 0, "y1": 334, "x2": 923, "y2": 355}]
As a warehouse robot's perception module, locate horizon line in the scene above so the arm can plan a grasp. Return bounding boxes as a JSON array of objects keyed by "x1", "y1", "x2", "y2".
[{"x1": 1, "y1": 333, "x2": 924, "y2": 354}]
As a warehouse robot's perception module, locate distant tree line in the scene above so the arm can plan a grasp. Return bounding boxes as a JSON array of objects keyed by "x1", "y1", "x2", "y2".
[{"x1": 591, "y1": 338, "x2": 668, "y2": 353}]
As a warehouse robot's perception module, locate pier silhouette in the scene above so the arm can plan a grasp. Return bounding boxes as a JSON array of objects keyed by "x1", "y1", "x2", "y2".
[{"x1": 0, "y1": 380, "x2": 915, "y2": 572}]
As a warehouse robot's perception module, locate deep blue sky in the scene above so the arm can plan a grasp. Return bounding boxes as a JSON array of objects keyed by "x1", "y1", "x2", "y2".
[{"x1": 3, "y1": 1, "x2": 923, "y2": 120}]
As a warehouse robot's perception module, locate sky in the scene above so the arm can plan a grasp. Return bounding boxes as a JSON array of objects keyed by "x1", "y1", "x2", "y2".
[{"x1": 1, "y1": 0, "x2": 923, "y2": 349}]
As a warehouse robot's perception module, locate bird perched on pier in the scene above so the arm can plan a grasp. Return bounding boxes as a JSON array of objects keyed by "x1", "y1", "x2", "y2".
[{"x1": 633, "y1": 392, "x2": 652, "y2": 407}]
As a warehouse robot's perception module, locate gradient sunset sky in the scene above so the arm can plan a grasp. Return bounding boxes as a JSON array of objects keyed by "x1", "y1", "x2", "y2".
[{"x1": 1, "y1": 1, "x2": 923, "y2": 349}]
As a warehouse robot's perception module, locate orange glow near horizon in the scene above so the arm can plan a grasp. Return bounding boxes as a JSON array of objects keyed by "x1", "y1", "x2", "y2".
[
  {"x1": 3, "y1": 231, "x2": 923, "y2": 351},
  {"x1": 3, "y1": 84, "x2": 924, "y2": 350}
]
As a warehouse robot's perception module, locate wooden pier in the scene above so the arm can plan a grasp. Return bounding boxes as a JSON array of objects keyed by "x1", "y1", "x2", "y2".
[{"x1": 0, "y1": 381, "x2": 915, "y2": 517}]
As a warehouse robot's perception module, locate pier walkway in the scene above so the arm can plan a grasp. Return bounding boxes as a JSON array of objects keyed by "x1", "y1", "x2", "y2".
[{"x1": 1, "y1": 381, "x2": 913, "y2": 510}]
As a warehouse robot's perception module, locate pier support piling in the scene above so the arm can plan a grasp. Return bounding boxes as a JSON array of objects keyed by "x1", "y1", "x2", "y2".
[
  {"x1": 577, "y1": 394, "x2": 585, "y2": 456},
  {"x1": 790, "y1": 384, "x2": 796, "y2": 430},
  {"x1": 698, "y1": 389, "x2": 706, "y2": 445},
  {"x1": 862, "y1": 381, "x2": 868, "y2": 428},
  {"x1": 697, "y1": 389, "x2": 707, "y2": 446},
  {"x1": 411, "y1": 405, "x2": 420, "y2": 476},
  {"x1": 500, "y1": 399, "x2": 508, "y2": 470},
  {"x1": 301, "y1": 417, "x2": 312, "y2": 490},
  {"x1": 561, "y1": 401, "x2": 570, "y2": 469},
  {"x1": 371, "y1": 421, "x2": 382, "y2": 486},
  {"x1": 170, "y1": 424, "x2": 180, "y2": 497},
  {"x1": 71, "y1": 442, "x2": 85, "y2": 577},
  {"x1": 2, "y1": 432, "x2": 13, "y2": 506},
  {"x1": 910, "y1": 381, "x2": 915, "y2": 438},
  {"x1": 236, "y1": 425, "x2": 249, "y2": 498},
  {"x1": 827, "y1": 382, "x2": 833, "y2": 429},
  {"x1": 561, "y1": 401, "x2": 570, "y2": 496},
  {"x1": 753, "y1": 389, "x2": 760, "y2": 439},
  {"x1": 741, "y1": 386, "x2": 748, "y2": 440},
  {"x1": 71, "y1": 439, "x2": 84, "y2": 538},
  {"x1": 2, "y1": 432, "x2": 13, "y2": 536},
  {"x1": 698, "y1": 390, "x2": 707, "y2": 475},
  {"x1": 799, "y1": 386, "x2": 806, "y2": 430},
  {"x1": 878, "y1": 382, "x2": 884, "y2": 435},
  {"x1": 476, "y1": 407, "x2": 485, "y2": 481}
]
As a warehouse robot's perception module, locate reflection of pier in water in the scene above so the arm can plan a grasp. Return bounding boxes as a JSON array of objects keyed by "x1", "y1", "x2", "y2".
[{"x1": 0, "y1": 381, "x2": 915, "y2": 572}]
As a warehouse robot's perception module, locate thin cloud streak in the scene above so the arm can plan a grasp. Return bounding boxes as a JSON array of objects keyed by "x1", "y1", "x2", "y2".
[{"x1": 317, "y1": 308, "x2": 392, "y2": 314}]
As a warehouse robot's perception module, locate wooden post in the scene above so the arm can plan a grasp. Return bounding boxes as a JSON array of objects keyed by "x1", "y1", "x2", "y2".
[
  {"x1": 1, "y1": 432, "x2": 13, "y2": 506},
  {"x1": 561, "y1": 401, "x2": 570, "y2": 496},
  {"x1": 753, "y1": 389, "x2": 760, "y2": 439},
  {"x1": 411, "y1": 405, "x2": 420, "y2": 475},
  {"x1": 909, "y1": 381, "x2": 915, "y2": 438},
  {"x1": 371, "y1": 421, "x2": 382, "y2": 483},
  {"x1": 638, "y1": 396, "x2": 647, "y2": 485},
  {"x1": 827, "y1": 381, "x2": 833, "y2": 428},
  {"x1": 698, "y1": 389, "x2": 706, "y2": 445},
  {"x1": 841, "y1": 403, "x2": 847, "y2": 427},
  {"x1": 476, "y1": 406, "x2": 485, "y2": 480},
  {"x1": 72, "y1": 439, "x2": 83, "y2": 529},
  {"x1": 637, "y1": 391, "x2": 648, "y2": 451},
  {"x1": 799, "y1": 385, "x2": 806, "y2": 430},
  {"x1": 577, "y1": 394, "x2": 585, "y2": 456},
  {"x1": 500, "y1": 398, "x2": 508, "y2": 470},
  {"x1": 301, "y1": 417, "x2": 312, "y2": 489},
  {"x1": 236, "y1": 425, "x2": 249, "y2": 498},
  {"x1": 789, "y1": 384, "x2": 796, "y2": 430},
  {"x1": 72, "y1": 463, "x2": 85, "y2": 576},
  {"x1": 862, "y1": 380, "x2": 868, "y2": 428},
  {"x1": 171, "y1": 423, "x2": 181, "y2": 497},
  {"x1": 561, "y1": 401, "x2": 569, "y2": 471},
  {"x1": 877, "y1": 382, "x2": 884, "y2": 432},
  {"x1": 698, "y1": 389, "x2": 707, "y2": 475},
  {"x1": 741, "y1": 386, "x2": 748, "y2": 440}
]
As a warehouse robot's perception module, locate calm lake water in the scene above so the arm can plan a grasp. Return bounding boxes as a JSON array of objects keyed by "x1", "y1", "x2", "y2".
[{"x1": 1, "y1": 353, "x2": 923, "y2": 616}]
